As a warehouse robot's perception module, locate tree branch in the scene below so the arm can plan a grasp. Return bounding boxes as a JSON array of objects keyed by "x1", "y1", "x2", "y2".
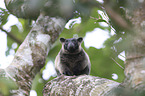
[
  {"x1": 43, "y1": 75, "x2": 120, "y2": 96},
  {"x1": 2, "y1": 13, "x2": 66, "y2": 95}
]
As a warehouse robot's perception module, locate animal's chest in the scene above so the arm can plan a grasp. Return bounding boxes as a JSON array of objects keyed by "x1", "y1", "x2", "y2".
[{"x1": 60, "y1": 54, "x2": 84, "y2": 67}]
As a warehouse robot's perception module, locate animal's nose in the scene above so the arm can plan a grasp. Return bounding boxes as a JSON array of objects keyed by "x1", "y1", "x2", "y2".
[{"x1": 68, "y1": 42, "x2": 75, "y2": 49}]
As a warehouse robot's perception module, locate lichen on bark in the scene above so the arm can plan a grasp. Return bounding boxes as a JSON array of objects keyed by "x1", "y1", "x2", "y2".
[
  {"x1": 1, "y1": 13, "x2": 66, "y2": 95},
  {"x1": 43, "y1": 75, "x2": 120, "y2": 96}
]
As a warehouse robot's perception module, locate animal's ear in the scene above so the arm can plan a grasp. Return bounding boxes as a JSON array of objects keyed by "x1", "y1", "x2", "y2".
[
  {"x1": 77, "y1": 37, "x2": 83, "y2": 43},
  {"x1": 60, "y1": 38, "x2": 66, "y2": 43}
]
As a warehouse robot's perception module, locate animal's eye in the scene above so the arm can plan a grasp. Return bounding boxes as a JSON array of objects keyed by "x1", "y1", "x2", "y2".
[{"x1": 65, "y1": 40, "x2": 68, "y2": 43}]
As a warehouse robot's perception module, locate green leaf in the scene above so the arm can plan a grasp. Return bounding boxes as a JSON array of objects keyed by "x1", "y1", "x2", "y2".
[{"x1": 96, "y1": 19, "x2": 107, "y2": 23}]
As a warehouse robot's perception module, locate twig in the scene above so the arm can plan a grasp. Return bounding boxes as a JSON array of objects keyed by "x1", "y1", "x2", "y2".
[
  {"x1": 104, "y1": 5, "x2": 131, "y2": 30},
  {"x1": 0, "y1": 26, "x2": 22, "y2": 45},
  {"x1": 111, "y1": 57, "x2": 124, "y2": 70}
]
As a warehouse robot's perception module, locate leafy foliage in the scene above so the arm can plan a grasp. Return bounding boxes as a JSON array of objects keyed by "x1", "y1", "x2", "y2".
[
  {"x1": 0, "y1": 8, "x2": 31, "y2": 55},
  {"x1": 0, "y1": 8, "x2": 9, "y2": 26}
]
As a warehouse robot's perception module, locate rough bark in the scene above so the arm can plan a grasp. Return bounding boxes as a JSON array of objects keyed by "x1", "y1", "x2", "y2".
[
  {"x1": 122, "y1": 0, "x2": 145, "y2": 95},
  {"x1": 1, "y1": 12, "x2": 66, "y2": 95},
  {"x1": 43, "y1": 75, "x2": 120, "y2": 96}
]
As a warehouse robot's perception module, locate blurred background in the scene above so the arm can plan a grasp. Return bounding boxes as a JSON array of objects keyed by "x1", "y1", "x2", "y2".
[{"x1": 0, "y1": 0, "x2": 125, "y2": 95}]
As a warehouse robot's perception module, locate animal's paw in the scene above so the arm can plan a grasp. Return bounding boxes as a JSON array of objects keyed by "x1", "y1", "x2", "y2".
[{"x1": 63, "y1": 70, "x2": 73, "y2": 76}]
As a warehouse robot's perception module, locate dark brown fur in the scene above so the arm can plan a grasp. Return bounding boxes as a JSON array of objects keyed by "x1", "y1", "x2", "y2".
[{"x1": 55, "y1": 37, "x2": 91, "y2": 76}]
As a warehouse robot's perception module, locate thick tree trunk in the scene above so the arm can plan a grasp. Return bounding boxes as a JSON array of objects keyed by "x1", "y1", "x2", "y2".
[
  {"x1": 122, "y1": 1, "x2": 145, "y2": 95},
  {"x1": 0, "y1": 6, "x2": 66, "y2": 95}
]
